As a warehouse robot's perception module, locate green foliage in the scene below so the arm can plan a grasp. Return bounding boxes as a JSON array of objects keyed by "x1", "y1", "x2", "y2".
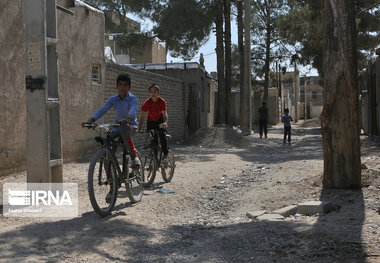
[
  {"x1": 278, "y1": 0, "x2": 380, "y2": 74},
  {"x1": 152, "y1": 0, "x2": 214, "y2": 60},
  {"x1": 83, "y1": 0, "x2": 214, "y2": 60},
  {"x1": 250, "y1": 0, "x2": 290, "y2": 82}
]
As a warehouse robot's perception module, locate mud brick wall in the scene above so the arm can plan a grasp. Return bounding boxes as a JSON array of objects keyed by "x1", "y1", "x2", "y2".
[{"x1": 103, "y1": 63, "x2": 189, "y2": 149}]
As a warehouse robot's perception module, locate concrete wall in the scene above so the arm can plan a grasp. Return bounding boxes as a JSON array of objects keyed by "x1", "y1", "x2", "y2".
[
  {"x1": 129, "y1": 39, "x2": 166, "y2": 64},
  {"x1": 0, "y1": 1, "x2": 106, "y2": 176},
  {"x1": 358, "y1": 59, "x2": 380, "y2": 136},
  {"x1": 267, "y1": 96, "x2": 279, "y2": 125},
  {"x1": 103, "y1": 63, "x2": 189, "y2": 147},
  {"x1": 57, "y1": 5, "x2": 106, "y2": 161},
  {"x1": 147, "y1": 67, "x2": 215, "y2": 132},
  {"x1": 376, "y1": 56, "x2": 380, "y2": 135},
  {"x1": 0, "y1": 0, "x2": 26, "y2": 176}
]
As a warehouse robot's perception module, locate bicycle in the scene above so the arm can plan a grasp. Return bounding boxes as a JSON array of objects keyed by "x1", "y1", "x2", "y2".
[
  {"x1": 141, "y1": 129, "x2": 175, "y2": 187},
  {"x1": 84, "y1": 123, "x2": 144, "y2": 217}
]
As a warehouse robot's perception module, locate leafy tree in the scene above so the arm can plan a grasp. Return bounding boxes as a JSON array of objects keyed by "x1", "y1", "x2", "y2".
[
  {"x1": 84, "y1": 0, "x2": 156, "y2": 33},
  {"x1": 84, "y1": 0, "x2": 214, "y2": 60},
  {"x1": 278, "y1": 0, "x2": 380, "y2": 75},
  {"x1": 250, "y1": 0, "x2": 290, "y2": 102},
  {"x1": 152, "y1": 0, "x2": 214, "y2": 60}
]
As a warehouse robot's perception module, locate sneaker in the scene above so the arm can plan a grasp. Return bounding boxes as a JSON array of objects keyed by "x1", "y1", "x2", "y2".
[
  {"x1": 265, "y1": 135, "x2": 268, "y2": 138},
  {"x1": 130, "y1": 158, "x2": 141, "y2": 170},
  {"x1": 128, "y1": 172, "x2": 135, "y2": 179},
  {"x1": 283, "y1": 140, "x2": 286, "y2": 144}
]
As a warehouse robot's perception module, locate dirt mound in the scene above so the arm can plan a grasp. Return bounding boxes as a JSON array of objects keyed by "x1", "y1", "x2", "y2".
[
  {"x1": 304, "y1": 169, "x2": 380, "y2": 188},
  {"x1": 184, "y1": 125, "x2": 247, "y2": 148},
  {"x1": 300, "y1": 118, "x2": 321, "y2": 128},
  {"x1": 362, "y1": 169, "x2": 380, "y2": 187}
]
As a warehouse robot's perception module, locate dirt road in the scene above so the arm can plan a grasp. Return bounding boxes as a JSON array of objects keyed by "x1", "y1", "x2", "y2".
[{"x1": 0, "y1": 120, "x2": 379, "y2": 262}]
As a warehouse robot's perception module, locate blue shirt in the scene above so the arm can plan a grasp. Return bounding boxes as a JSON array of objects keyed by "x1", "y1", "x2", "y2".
[
  {"x1": 92, "y1": 93, "x2": 138, "y2": 125},
  {"x1": 282, "y1": 114, "x2": 293, "y2": 127}
]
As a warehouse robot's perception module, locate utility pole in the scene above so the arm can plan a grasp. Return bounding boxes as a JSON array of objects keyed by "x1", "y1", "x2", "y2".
[
  {"x1": 304, "y1": 76, "x2": 307, "y2": 120},
  {"x1": 24, "y1": 0, "x2": 63, "y2": 183},
  {"x1": 294, "y1": 64, "x2": 299, "y2": 122},
  {"x1": 240, "y1": 0, "x2": 252, "y2": 134},
  {"x1": 278, "y1": 62, "x2": 283, "y2": 120}
]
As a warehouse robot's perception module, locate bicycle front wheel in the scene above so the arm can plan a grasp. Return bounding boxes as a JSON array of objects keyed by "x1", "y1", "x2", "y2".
[
  {"x1": 125, "y1": 152, "x2": 144, "y2": 203},
  {"x1": 161, "y1": 150, "x2": 175, "y2": 183},
  {"x1": 88, "y1": 150, "x2": 118, "y2": 217}
]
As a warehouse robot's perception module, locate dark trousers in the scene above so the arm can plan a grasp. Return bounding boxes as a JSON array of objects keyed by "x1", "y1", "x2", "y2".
[
  {"x1": 111, "y1": 124, "x2": 137, "y2": 159},
  {"x1": 147, "y1": 120, "x2": 169, "y2": 155},
  {"x1": 259, "y1": 120, "x2": 268, "y2": 137},
  {"x1": 284, "y1": 126, "x2": 291, "y2": 142}
]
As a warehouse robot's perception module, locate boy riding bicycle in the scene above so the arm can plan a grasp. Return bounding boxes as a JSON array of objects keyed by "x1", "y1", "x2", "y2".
[
  {"x1": 82, "y1": 73, "x2": 141, "y2": 167},
  {"x1": 137, "y1": 83, "x2": 169, "y2": 162}
]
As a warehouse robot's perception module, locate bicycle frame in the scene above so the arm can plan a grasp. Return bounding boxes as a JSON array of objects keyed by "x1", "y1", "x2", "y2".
[
  {"x1": 87, "y1": 123, "x2": 130, "y2": 180},
  {"x1": 145, "y1": 129, "x2": 166, "y2": 165}
]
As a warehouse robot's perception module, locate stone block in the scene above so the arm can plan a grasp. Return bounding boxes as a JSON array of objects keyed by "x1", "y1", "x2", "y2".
[
  {"x1": 297, "y1": 201, "x2": 335, "y2": 215},
  {"x1": 256, "y1": 214, "x2": 284, "y2": 221},
  {"x1": 246, "y1": 210, "x2": 267, "y2": 219},
  {"x1": 273, "y1": 205, "x2": 298, "y2": 217}
]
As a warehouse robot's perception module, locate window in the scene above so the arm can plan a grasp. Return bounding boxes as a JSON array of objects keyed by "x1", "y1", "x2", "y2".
[
  {"x1": 92, "y1": 65, "x2": 101, "y2": 84},
  {"x1": 312, "y1": 91, "x2": 317, "y2": 99}
]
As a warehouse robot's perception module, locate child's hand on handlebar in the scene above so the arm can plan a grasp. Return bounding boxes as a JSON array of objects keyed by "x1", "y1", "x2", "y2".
[
  {"x1": 82, "y1": 117, "x2": 95, "y2": 128},
  {"x1": 159, "y1": 123, "x2": 167, "y2": 129}
]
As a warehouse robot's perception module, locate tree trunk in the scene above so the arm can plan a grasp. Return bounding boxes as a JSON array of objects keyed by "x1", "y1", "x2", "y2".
[
  {"x1": 224, "y1": 0, "x2": 232, "y2": 126},
  {"x1": 237, "y1": 0, "x2": 245, "y2": 126},
  {"x1": 263, "y1": 21, "x2": 271, "y2": 103},
  {"x1": 240, "y1": 0, "x2": 252, "y2": 133},
  {"x1": 321, "y1": 0, "x2": 361, "y2": 189},
  {"x1": 216, "y1": 0, "x2": 225, "y2": 124}
]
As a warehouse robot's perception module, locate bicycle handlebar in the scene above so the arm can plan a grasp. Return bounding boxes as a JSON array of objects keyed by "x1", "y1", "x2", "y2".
[{"x1": 83, "y1": 123, "x2": 120, "y2": 130}]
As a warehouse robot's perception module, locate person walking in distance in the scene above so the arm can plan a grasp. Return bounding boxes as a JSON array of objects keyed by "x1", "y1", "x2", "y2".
[
  {"x1": 282, "y1": 108, "x2": 293, "y2": 144},
  {"x1": 258, "y1": 101, "x2": 268, "y2": 138}
]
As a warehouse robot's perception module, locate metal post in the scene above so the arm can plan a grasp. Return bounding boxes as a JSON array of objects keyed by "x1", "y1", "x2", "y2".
[
  {"x1": 24, "y1": 0, "x2": 63, "y2": 183},
  {"x1": 294, "y1": 65, "x2": 299, "y2": 122},
  {"x1": 304, "y1": 76, "x2": 307, "y2": 120}
]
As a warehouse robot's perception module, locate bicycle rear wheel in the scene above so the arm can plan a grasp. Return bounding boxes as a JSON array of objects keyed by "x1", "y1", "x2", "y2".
[
  {"x1": 142, "y1": 152, "x2": 157, "y2": 187},
  {"x1": 125, "y1": 152, "x2": 144, "y2": 203},
  {"x1": 88, "y1": 150, "x2": 118, "y2": 217},
  {"x1": 161, "y1": 150, "x2": 175, "y2": 183}
]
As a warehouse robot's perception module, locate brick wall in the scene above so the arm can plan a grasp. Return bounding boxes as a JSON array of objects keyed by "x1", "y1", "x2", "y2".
[{"x1": 103, "y1": 63, "x2": 189, "y2": 149}]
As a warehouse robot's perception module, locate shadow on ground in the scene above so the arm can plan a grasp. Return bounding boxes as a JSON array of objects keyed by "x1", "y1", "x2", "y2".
[{"x1": 0, "y1": 194, "x2": 367, "y2": 263}]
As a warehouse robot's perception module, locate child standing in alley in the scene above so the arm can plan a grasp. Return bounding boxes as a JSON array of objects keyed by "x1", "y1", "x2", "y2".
[{"x1": 282, "y1": 108, "x2": 293, "y2": 144}]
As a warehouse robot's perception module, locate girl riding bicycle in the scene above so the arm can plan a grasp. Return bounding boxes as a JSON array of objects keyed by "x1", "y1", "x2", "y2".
[{"x1": 137, "y1": 83, "x2": 169, "y2": 162}]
